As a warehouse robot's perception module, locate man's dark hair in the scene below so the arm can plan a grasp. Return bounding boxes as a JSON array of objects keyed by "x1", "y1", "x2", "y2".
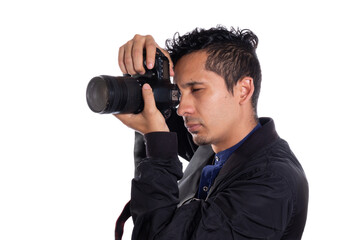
[{"x1": 165, "y1": 26, "x2": 262, "y2": 117}]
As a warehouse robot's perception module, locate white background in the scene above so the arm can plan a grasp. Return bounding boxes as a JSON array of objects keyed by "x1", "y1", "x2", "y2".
[{"x1": 1, "y1": 0, "x2": 359, "y2": 239}]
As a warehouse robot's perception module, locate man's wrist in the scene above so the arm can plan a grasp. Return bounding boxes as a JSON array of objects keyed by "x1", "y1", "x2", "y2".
[{"x1": 144, "y1": 132, "x2": 178, "y2": 159}]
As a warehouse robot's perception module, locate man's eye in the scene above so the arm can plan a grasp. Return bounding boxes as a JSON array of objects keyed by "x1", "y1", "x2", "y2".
[{"x1": 192, "y1": 88, "x2": 202, "y2": 93}]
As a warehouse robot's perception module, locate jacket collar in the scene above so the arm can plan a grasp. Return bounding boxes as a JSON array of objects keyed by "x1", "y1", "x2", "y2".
[
  {"x1": 208, "y1": 117, "x2": 279, "y2": 198},
  {"x1": 178, "y1": 117, "x2": 279, "y2": 203}
]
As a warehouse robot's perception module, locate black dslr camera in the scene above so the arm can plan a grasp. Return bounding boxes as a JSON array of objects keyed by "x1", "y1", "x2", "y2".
[{"x1": 86, "y1": 49, "x2": 180, "y2": 119}]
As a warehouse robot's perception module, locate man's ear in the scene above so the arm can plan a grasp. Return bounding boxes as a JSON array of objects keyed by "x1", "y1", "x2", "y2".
[{"x1": 234, "y1": 77, "x2": 254, "y2": 105}]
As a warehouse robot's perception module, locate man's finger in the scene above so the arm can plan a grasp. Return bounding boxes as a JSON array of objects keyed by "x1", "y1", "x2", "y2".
[
  {"x1": 124, "y1": 40, "x2": 136, "y2": 75},
  {"x1": 118, "y1": 46, "x2": 127, "y2": 74},
  {"x1": 144, "y1": 36, "x2": 157, "y2": 70},
  {"x1": 114, "y1": 112, "x2": 133, "y2": 125},
  {"x1": 132, "y1": 34, "x2": 147, "y2": 74},
  {"x1": 142, "y1": 84, "x2": 157, "y2": 114}
]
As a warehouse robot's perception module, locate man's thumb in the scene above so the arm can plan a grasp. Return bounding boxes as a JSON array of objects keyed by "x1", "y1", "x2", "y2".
[{"x1": 142, "y1": 84, "x2": 156, "y2": 112}]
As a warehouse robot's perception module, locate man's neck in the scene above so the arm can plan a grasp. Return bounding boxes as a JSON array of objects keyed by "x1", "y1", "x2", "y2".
[{"x1": 211, "y1": 118, "x2": 258, "y2": 153}]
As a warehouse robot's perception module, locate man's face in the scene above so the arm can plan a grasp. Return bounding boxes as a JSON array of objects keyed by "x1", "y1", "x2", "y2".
[{"x1": 174, "y1": 51, "x2": 243, "y2": 152}]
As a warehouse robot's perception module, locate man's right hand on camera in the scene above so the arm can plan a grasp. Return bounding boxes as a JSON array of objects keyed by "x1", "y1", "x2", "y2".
[
  {"x1": 118, "y1": 34, "x2": 174, "y2": 76},
  {"x1": 114, "y1": 83, "x2": 170, "y2": 135}
]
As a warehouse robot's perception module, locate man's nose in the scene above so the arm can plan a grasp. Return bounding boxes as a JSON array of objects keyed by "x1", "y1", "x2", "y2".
[{"x1": 176, "y1": 95, "x2": 194, "y2": 117}]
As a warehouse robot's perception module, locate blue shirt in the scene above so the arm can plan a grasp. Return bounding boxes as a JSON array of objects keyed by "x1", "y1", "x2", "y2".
[{"x1": 197, "y1": 123, "x2": 261, "y2": 200}]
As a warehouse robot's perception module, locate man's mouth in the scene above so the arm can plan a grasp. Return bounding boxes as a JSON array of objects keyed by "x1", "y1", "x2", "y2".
[{"x1": 185, "y1": 123, "x2": 202, "y2": 133}]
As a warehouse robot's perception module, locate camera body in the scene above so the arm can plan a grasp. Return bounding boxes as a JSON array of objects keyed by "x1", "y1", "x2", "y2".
[{"x1": 86, "y1": 49, "x2": 180, "y2": 119}]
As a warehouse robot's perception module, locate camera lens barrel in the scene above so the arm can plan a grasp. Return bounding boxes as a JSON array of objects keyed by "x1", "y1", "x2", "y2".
[
  {"x1": 86, "y1": 75, "x2": 143, "y2": 114},
  {"x1": 86, "y1": 75, "x2": 180, "y2": 116}
]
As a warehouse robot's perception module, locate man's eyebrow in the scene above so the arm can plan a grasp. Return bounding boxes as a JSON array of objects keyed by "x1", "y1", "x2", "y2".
[{"x1": 178, "y1": 81, "x2": 205, "y2": 88}]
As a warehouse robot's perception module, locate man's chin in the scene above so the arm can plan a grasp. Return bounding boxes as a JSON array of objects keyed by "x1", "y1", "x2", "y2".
[{"x1": 192, "y1": 134, "x2": 210, "y2": 146}]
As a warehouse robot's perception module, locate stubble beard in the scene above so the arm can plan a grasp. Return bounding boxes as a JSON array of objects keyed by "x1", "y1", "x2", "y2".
[
  {"x1": 184, "y1": 117, "x2": 210, "y2": 145},
  {"x1": 192, "y1": 132, "x2": 211, "y2": 146}
]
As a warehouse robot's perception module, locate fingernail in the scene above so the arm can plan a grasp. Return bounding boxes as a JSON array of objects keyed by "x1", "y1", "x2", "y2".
[
  {"x1": 143, "y1": 84, "x2": 151, "y2": 90},
  {"x1": 147, "y1": 62, "x2": 153, "y2": 69}
]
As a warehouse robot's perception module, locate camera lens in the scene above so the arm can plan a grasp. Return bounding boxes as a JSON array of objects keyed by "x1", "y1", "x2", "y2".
[
  {"x1": 86, "y1": 77, "x2": 109, "y2": 113},
  {"x1": 86, "y1": 76, "x2": 143, "y2": 114}
]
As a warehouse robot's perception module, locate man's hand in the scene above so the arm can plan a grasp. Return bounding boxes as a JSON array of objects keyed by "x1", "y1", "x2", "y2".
[
  {"x1": 118, "y1": 34, "x2": 174, "y2": 76},
  {"x1": 116, "y1": 34, "x2": 173, "y2": 133},
  {"x1": 114, "y1": 83, "x2": 169, "y2": 135}
]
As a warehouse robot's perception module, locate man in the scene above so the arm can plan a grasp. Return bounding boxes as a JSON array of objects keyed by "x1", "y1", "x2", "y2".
[{"x1": 114, "y1": 26, "x2": 308, "y2": 239}]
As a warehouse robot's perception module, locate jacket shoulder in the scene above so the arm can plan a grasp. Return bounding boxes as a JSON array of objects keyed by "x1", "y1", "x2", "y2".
[{"x1": 248, "y1": 138, "x2": 308, "y2": 207}]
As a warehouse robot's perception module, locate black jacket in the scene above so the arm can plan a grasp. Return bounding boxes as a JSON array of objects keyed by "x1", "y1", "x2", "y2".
[{"x1": 116, "y1": 117, "x2": 308, "y2": 240}]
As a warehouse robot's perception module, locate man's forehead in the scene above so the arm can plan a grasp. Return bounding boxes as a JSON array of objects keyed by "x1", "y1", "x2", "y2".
[
  {"x1": 173, "y1": 52, "x2": 208, "y2": 86},
  {"x1": 174, "y1": 51, "x2": 208, "y2": 70}
]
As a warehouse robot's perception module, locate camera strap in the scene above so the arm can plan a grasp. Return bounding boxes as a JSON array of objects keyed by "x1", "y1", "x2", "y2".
[{"x1": 115, "y1": 200, "x2": 131, "y2": 240}]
